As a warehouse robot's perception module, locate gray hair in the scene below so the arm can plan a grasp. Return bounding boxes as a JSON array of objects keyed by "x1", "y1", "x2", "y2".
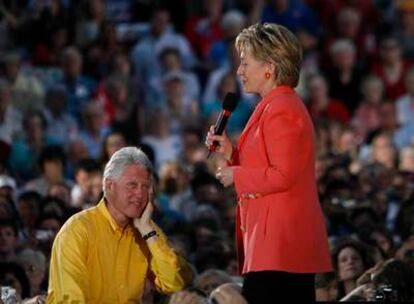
[
  {"x1": 16, "y1": 248, "x2": 46, "y2": 273},
  {"x1": 221, "y1": 10, "x2": 246, "y2": 32},
  {"x1": 103, "y1": 146, "x2": 154, "y2": 196},
  {"x1": 330, "y1": 39, "x2": 356, "y2": 56}
]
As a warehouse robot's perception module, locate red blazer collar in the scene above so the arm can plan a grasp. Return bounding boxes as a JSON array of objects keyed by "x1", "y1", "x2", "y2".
[{"x1": 238, "y1": 86, "x2": 295, "y2": 149}]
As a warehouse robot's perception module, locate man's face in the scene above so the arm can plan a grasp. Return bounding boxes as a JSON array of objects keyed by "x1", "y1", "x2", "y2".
[{"x1": 106, "y1": 165, "x2": 151, "y2": 221}]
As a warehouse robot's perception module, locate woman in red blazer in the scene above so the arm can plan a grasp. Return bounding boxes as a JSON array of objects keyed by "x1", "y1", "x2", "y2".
[{"x1": 206, "y1": 23, "x2": 332, "y2": 303}]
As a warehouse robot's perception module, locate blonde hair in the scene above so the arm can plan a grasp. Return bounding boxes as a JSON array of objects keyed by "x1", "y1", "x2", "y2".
[{"x1": 235, "y1": 23, "x2": 302, "y2": 87}]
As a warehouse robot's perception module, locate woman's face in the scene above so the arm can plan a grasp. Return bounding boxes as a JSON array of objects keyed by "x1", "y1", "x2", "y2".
[
  {"x1": 106, "y1": 134, "x2": 126, "y2": 157},
  {"x1": 364, "y1": 82, "x2": 383, "y2": 104},
  {"x1": 338, "y1": 247, "x2": 365, "y2": 281},
  {"x1": 237, "y1": 48, "x2": 268, "y2": 94}
]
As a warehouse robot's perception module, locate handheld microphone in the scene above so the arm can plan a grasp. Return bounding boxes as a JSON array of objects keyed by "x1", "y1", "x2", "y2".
[{"x1": 207, "y1": 92, "x2": 239, "y2": 158}]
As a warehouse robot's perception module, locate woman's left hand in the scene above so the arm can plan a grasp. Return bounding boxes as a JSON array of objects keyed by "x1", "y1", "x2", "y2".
[{"x1": 216, "y1": 166, "x2": 234, "y2": 187}]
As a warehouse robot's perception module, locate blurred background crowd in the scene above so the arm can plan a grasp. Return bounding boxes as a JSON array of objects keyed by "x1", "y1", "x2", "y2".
[{"x1": 0, "y1": 0, "x2": 414, "y2": 302}]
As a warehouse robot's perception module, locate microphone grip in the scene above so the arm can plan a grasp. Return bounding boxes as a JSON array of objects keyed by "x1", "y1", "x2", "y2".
[
  {"x1": 209, "y1": 113, "x2": 230, "y2": 152},
  {"x1": 214, "y1": 112, "x2": 229, "y2": 135}
]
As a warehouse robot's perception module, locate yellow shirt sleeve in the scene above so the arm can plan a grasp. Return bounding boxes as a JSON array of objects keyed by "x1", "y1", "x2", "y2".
[
  {"x1": 146, "y1": 226, "x2": 194, "y2": 294},
  {"x1": 47, "y1": 219, "x2": 89, "y2": 303}
]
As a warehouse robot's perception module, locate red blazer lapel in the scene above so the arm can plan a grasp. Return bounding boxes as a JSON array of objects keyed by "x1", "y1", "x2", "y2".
[
  {"x1": 237, "y1": 86, "x2": 296, "y2": 151},
  {"x1": 238, "y1": 98, "x2": 271, "y2": 150}
]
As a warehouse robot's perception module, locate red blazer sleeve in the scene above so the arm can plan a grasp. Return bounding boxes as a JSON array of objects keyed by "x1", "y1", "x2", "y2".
[
  {"x1": 233, "y1": 106, "x2": 310, "y2": 196},
  {"x1": 227, "y1": 145, "x2": 240, "y2": 166}
]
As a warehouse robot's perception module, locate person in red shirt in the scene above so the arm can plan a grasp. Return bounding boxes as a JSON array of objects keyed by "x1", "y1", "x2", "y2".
[
  {"x1": 206, "y1": 23, "x2": 332, "y2": 303},
  {"x1": 371, "y1": 36, "x2": 413, "y2": 101},
  {"x1": 306, "y1": 73, "x2": 350, "y2": 124}
]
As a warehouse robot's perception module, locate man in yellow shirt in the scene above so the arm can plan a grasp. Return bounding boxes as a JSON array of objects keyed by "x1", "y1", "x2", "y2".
[{"x1": 47, "y1": 147, "x2": 194, "y2": 303}]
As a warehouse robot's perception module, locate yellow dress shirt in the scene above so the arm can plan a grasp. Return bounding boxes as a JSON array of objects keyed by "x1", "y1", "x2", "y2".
[{"x1": 47, "y1": 199, "x2": 193, "y2": 303}]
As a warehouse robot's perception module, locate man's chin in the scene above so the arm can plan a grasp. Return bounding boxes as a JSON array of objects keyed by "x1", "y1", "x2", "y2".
[{"x1": 127, "y1": 206, "x2": 145, "y2": 219}]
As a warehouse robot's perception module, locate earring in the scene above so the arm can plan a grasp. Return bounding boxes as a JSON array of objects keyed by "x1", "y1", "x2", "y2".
[{"x1": 265, "y1": 72, "x2": 271, "y2": 79}]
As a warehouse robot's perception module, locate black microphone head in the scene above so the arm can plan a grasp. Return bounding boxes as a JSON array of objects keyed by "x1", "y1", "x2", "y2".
[{"x1": 222, "y1": 92, "x2": 239, "y2": 112}]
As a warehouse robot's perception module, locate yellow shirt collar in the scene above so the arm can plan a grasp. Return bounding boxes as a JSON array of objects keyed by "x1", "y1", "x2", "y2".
[{"x1": 97, "y1": 198, "x2": 133, "y2": 233}]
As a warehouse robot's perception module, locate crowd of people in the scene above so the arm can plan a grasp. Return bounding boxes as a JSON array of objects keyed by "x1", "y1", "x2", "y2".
[{"x1": 0, "y1": 0, "x2": 414, "y2": 302}]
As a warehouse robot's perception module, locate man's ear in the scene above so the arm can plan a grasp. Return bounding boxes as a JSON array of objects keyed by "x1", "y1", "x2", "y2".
[{"x1": 105, "y1": 179, "x2": 114, "y2": 193}]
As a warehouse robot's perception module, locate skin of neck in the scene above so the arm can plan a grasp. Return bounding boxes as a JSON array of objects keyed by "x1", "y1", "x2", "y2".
[
  {"x1": 259, "y1": 79, "x2": 278, "y2": 97},
  {"x1": 343, "y1": 279, "x2": 357, "y2": 295},
  {"x1": 105, "y1": 196, "x2": 129, "y2": 228}
]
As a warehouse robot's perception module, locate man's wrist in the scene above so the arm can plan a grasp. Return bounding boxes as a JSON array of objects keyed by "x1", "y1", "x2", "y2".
[
  {"x1": 136, "y1": 224, "x2": 154, "y2": 236},
  {"x1": 142, "y1": 230, "x2": 157, "y2": 241}
]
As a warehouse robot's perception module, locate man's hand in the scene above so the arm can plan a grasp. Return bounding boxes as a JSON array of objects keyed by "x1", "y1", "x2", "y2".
[{"x1": 133, "y1": 187, "x2": 155, "y2": 236}]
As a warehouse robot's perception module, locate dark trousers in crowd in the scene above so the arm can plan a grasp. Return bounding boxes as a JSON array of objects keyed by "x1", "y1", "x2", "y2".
[{"x1": 241, "y1": 271, "x2": 315, "y2": 303}]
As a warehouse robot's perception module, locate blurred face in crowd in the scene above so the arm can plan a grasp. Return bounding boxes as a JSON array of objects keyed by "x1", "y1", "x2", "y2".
[
  {"x1": 150, "y1": 112, "x2": 170, "y2": 138},
  {"x1": 18, "y1": 200, "x2": 39, "y2": 229},
  {"x1": 152, "y1": 10, "x2": 169, "y2": 36},
  {"x1": 48, "y1": 184, "x2": 71, "y2": 206},
  {"x1": 307, "y1": 75, "x2": 328, "y2": 103},
  {"x1": 43, "y1": 160, "x2": 64, "y2": 182},
  {"x1": 25, "y1": 114, "x2": 45, "y2": 141},
  {"x1": 84, "y1": 104, "x2": 104, "y2": 133},
  {"x1": 105, "y1": 165, "x2": 151, "y2": 226},
  {"x1": 68, "y1": 139, "x2": 89, "y2": 163},
  {"x1": 78, "y1": 171, "x2": 91, "y2": 194},
  {"x1": 372, "y1": 134, "x2": 396, "y2": 168},
  {"x1": 0, "y1": 226, "x2": 16, "y2": 256},
  {"x1": 110, "y1": 81, "x2": 128, "y2": 107},
  {"x1": 90, "y1": 173, "x2": 103, "y2": 202},
  {"x1": 338, "y1": 129, "x2": 359, "y2": 154},
  {"x1": 162, "y1": 52, "x2": 181, "y2": 71},
  {"x1": 400, "y1": 148, "x2": 414, "y2": 172},
  {"x1": 5, "y1": 59, "x2": 21, "y2": 82},
  {"x1": 64, "y1": 51, "x2": 82, "y2": 79},
  {"x1": 37, "y1": 217, "x2": 62, "y2": 256},
  {"x1": 338, "y1": 247, "x2": 365, "y2": 281},
  {"x1": 297, "y1": 30, "x2": 317, "y2": 51},
  {"x1": 363, "y1": 79, "x2": 383, "y2": 105},
  {"x1": 105, "y1": 133, "x2": 126, "y2": 159},
  {"x1": 113, "y1": 54, "x2": 131, "y2": 76},
  {"x1": 204, "y1": 0, "x2": 222, "y2": 19},
  {"x1": 379, "y1": 103, "x2": 397, "y2": 131},
  {"x1": 39, "y1": 218, "x2": 61, "y2": 238},
  {"x1": 380, "y1": 38, "x2": 402, "y2": 64},
  {"x1": 332, "y1": 47, "x2": 355, "y2": 71},
  {"x1": 0, "y1": 199, "x2": 14, "y2": 220},
  {"x1": 337, "y1": 8, "x2": 361, "y2": 39},
  {"x1": 165, "y1": 79, "x2": 185, "y2": 102},
  {"x1": 160, "y1": 163, "x2": 188, "y2": 194}
]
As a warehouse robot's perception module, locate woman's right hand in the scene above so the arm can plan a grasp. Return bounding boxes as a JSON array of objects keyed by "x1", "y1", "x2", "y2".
[{"x1": 205, "y1": 125, "x2": 233, "y2": 160}]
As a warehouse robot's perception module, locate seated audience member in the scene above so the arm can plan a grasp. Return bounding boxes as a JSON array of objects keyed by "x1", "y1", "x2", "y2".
[{"x1": 47, "y1": 147, "x2": 193, "y2": 302}]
